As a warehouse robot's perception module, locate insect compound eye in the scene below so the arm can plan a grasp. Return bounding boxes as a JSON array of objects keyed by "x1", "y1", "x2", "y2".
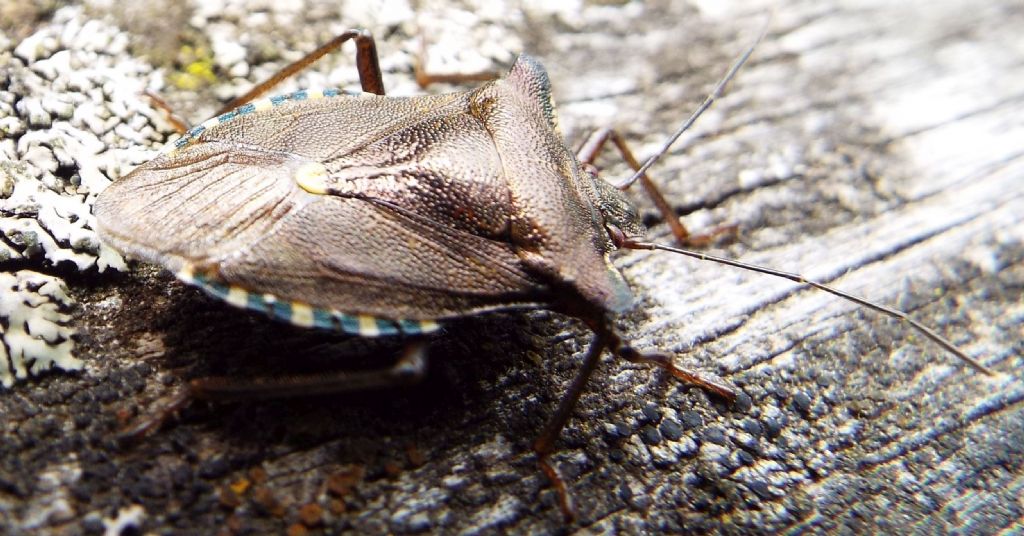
[{"x1": 593, "y1": 175, "x2": 645, "y2": 241}]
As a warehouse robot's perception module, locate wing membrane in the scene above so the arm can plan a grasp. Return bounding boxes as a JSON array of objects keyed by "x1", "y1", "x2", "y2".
[{"x1": 95, "y1": 140, "x2": 546, "y2": 319}]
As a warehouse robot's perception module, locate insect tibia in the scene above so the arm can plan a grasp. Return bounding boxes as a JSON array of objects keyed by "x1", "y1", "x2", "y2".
[
  {"x1": 613, "y1": 342, "x2": 736, "y2": 401},
  {"x1": 621, "y1": 239, "x2": 994, "y2": 376}
]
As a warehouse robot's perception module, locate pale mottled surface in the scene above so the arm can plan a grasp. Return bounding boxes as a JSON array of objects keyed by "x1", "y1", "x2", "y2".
[{"x1": 1, "y1": 0, "x2": 1021, "y2": 534}]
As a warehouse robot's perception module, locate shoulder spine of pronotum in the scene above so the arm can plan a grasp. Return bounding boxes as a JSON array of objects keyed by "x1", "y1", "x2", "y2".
[{"x1": 93, "y1": 24, "x2": 993, "y2": 521}]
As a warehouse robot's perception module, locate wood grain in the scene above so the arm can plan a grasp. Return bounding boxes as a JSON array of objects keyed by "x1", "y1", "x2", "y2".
[{"x1": 3, "y1": 0, "x2": 1021, "y2": 533}]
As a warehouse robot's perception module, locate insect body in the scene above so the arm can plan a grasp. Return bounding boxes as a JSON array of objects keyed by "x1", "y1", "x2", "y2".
[
  {"x1": 95, "y1": 56, "x2": 636, "y2": 338},
  {"x1": 93, "y1": 29, "x2": 989, "y2": 521}
]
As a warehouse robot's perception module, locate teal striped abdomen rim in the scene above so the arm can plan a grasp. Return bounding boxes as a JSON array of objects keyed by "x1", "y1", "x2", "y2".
[
  {"x1": 163, "y1": 88, "x2": 372, "y2": 154},
  {"x1": 175, "y1": 264, "x2": 441, "y2": 337}
]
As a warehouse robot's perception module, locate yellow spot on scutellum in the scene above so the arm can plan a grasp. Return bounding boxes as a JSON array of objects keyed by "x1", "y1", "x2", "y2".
[{"x1": 295, "y1": 162, "x2": 330, "y2": 194}]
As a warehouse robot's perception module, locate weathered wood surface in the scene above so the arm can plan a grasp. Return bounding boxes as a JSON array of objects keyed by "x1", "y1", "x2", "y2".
[{"x1": 2, "y1": 0, "x2": 1022, "y2": 533}]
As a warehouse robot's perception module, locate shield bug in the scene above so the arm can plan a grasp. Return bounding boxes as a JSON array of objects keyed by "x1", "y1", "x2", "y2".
[{"x1": 93, "y1": 28, "x2": 992, "y2": 520}]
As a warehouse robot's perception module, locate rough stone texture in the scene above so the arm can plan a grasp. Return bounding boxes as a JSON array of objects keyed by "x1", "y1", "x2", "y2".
[{"x1": 1, "y1": 0, "x2": 1022, "y2": 534}]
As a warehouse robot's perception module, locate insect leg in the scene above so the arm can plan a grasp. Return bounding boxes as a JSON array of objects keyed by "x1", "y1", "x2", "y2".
[
  {"x1": 118, "y1": 341, "x2": 428, "y2": 442},
  {"x1": 143, "y1": 90, "x2": 190, "y2": 135},
  {"x1": 577, "y1": 127, "x2": 737, "y2": 247},
  {"x1": 188, "y1": 340, "x2": 428, "y2": 400},
  {"x1": 117, "y1": 388, "x2": 191, "y2": 442},
  {"x1": 413, "y1": 35, "x2": 501, "y2": 88},
  {"x1": 613, "y1": 344, "x2": 736, "y2": 401},
  {"x1": 533, "y1": 328, "x2": 610, "y2": 522},
  {"x1": 216, "y1": 28, "x2": 385, "y2": 115},
  {"x1": 531, "y1": 322, "x2": 734, "y2": 521}
]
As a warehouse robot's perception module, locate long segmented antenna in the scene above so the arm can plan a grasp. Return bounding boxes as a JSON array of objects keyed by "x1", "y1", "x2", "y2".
[
  {"x1": 608, "y1": 14, "x2": 991, "y2": 375},
  {"x1": 616, "y1": 17, "x2": 770, "y2": 190},
  {"x1": 615, "y1": 235, "x2": 994, "y2": 376}
]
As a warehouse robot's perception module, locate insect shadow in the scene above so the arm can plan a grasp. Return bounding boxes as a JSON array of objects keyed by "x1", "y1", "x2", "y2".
[{"x1": 149, "y1": 273, "x2": 560, "y2": 449}]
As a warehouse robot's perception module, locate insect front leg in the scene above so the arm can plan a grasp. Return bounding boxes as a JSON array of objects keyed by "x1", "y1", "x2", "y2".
[
  {"x1": 612, "y1": 342, "x2": 736, "y2": 401},
  {"x1": 577, "y1": 127, "x2": 738, "y2": 247},
  {"x1": 533, "y1": 328, "x2": 610, "y2": 522},
  {"x1": 532, "y1": 321, "x2": 736, "y2": 521}
]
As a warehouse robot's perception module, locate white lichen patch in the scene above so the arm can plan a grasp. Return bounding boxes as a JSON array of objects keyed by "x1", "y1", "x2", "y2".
[
  {"x1": 18, "y1": 458, "x2": 83, "y2": 530},
  {"x1": 102, "y1": 504, "x2": 146, "y2": 536},
  {"x1": 1, "y1": 7, "x2": 183, "y2": 386},
  {"x1": 1, "y1": 7, "x2": 175, "y2": 274},
  {"x1": 0, "y1": 270, "x2": 80, "y2": 388}
]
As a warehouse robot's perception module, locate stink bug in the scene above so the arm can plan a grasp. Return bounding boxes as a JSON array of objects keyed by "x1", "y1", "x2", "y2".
[{"x1": 93, "y1": 28, "x2": 991, "y2": 520}]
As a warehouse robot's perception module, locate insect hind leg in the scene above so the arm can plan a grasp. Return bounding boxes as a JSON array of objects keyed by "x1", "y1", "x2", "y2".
[
  {"x1": 117, "y1": 341, "x2": 428, "y2": 442},
  {"x1": 413, "y1": 33, "x2": 502, "y2": 88},
  {"x1": 188, "y1": 340, "x2": 428, "y2": 400},
  {"x1": 217, "y1": 28, "x2": 385, "y2": 115},
  {"x1": 143, "y1": 30, "x2": 385, "y2": 135},
  {"x1": 144, "y1": 90, "x2": 190, "y2": 135}
]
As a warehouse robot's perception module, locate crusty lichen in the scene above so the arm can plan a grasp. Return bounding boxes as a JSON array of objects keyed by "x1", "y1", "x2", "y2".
[
  {"x1": 0, "y1": 270, "x2": 80, "y2": 388},
  {"x1": 1, "y1": 6, "x2": 174, "y2": 275},
  {"x1": 1, "y1": 7, "x2": 180, "y2": 386}
]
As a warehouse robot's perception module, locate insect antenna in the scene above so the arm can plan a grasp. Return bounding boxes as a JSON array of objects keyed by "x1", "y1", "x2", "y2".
[
  {"x1": 609, "y1": 16, "x2": 990, "y2": 375},
  {"x1": 616, "y1": 15, "x2": 770, "y2": 190},
  {"x1": 609, "y1": 229, "x2": 994, "y2": 375}
]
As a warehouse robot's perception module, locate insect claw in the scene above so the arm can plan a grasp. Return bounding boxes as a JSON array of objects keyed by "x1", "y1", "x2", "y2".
[
  {"x1": 116, "y1": 388, "x2": 193, "y2": 444},
  {"x1": 538, "y1": 455, "x2": 576, "y2": 523},
  {"x1": 392, "y1": 341, "x2": 429, "y2": 382}
]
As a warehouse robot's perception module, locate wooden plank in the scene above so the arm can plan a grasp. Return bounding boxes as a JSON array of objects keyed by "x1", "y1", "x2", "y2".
[{"x1": 2, "y1": 0, "x2": 1020, "y2": 533}]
